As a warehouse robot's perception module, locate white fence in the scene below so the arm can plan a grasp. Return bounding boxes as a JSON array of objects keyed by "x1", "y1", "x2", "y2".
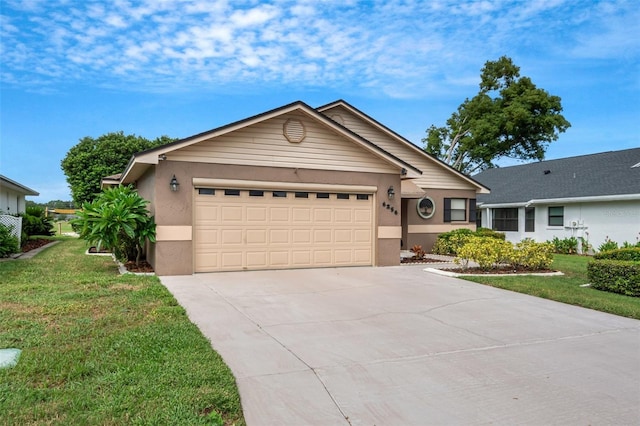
[{"x1": 0, "y1": 215, "x2": 22, "y2": 247}]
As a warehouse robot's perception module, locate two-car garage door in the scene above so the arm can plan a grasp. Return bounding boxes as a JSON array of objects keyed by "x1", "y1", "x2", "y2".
[{"x1": 194, "y1": 184, "x2": 374, "y2": 272}]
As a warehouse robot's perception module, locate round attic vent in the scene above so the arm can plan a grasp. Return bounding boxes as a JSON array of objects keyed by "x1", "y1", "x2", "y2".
[{"x1": 283, "y1": 118, "x2": 306, "y2": 143}]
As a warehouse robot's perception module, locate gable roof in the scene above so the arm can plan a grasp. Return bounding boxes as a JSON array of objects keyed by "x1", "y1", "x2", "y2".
[
  {"x1": 119, "y1": 100, "x2": 422, "y2": 184},
  {"x1": 316, "y1": 100, "x2": 489, "y2": 194},
  {"x1": 0, "y1": 175, "x2": 39, "y2": 196},
  {"x1": 474, "y1": 148, "x2": 640, "y2": 206}
]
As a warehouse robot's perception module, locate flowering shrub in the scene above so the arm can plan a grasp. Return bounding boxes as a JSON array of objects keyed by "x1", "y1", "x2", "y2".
[
  {"x1": 432, "y1": 229, "x2": 473, "y2": 255},
  {"x1": 511, "y1": 239, "x2": 554, "y2": 270},
  {"x1": 455, "y1": 237, "x2": 513, "y2": 270},
  {"x1": 455, "y1": 237, "x2": 554, "y2": 271}
]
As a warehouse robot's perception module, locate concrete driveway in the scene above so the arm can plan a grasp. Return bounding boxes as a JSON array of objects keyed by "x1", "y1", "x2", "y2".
[{"x1": 161, "y1": 266, "x2": 640, "y2": 425}]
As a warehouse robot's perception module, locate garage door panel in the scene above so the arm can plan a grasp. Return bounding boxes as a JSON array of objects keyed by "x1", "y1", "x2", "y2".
[
  {"x1": 195, "y1": 188, "x2": 374, "y2": 272},
  {"x1": 247, "y1": 207, "x2": 267, "y2": 222},
  {"x1": 269, "y1": 251, "x2": 289, "y2": 266},
  {"x1": 355, "y1": 209, "x2": 372, "y2": 223},
  {"x1": 334, "y1": 209, "x2": 353, "y2": 222},
  {"x1": 222, "y1": 206, "x2": 243, "y2": 221},
  {"x1": 314, "y1": 209, "x2": 332, "y2": 222},
  {"x1": 221, "y1": 229, "x2": 243, "y2": 244},
  {"x1": 292, "y1": 229, "x2": 311, "y2": 243},
  {"x1": 313, "y1": 250, "x2": 332, "y2": 265},
  {"x1": 334, "y1": 250, "x2": 353, "y2": 264},
  {"x1": 314, "y1": 229, "x2": 332, "y2": 243},
  {"x1": 292, "y1": 208, "x2": 312, "y2": 222},
  {"x1": 269, "y1": 229, "x2": 289, "y2": 244},
  {"x1": 292, "y1": 251, "x2": 311, "y2": 266},
  {"x1": 221, "y1": 252, "x2": 243, "y2": 268},
  {"x1": 354, "y1": 229, "x2": 372, "y2": 243},
  {"x1": 246, "y1": 252, "x2": 268, "y2": 268},
  {"x1": 246, "y1": 229, "x2": 267, "y2": 244},
  {"x1": 270, "y1": 208, "x2": 289, "y2": 221}
]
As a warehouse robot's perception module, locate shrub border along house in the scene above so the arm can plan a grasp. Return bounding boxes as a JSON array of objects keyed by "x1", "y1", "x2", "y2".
[{"x1": 588, "y1": 248, "x2": 640, "y2": 297}]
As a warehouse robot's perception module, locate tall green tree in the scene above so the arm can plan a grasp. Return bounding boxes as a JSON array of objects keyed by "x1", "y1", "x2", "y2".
[
  {"x1": 61, "y1": 132, "x2": 175, "y2": 205},
  {"x1": 424, "y1": 56, "x2": 571, "y2": 174}
]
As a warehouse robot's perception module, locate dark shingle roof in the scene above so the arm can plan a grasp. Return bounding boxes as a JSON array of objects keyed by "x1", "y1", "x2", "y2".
[{"x1": 474, "y1": 148, "x2": 640, "y2": 204}]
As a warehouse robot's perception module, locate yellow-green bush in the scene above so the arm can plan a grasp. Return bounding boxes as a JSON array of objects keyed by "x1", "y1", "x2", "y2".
[
  {"x1": 512, "y1": 239, "x2": 554, "y2": 270},
  {"x1": 455, "y1": 237, "x2": 554, "y2": 271},
  {"x1": 455, "y1": 237, "x2": 513, "y2": 270}
]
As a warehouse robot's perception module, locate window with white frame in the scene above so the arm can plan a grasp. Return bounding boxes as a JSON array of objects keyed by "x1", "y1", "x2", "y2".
[{"x1": 548, "y1": 206, "x2": 564, "y2": 226}]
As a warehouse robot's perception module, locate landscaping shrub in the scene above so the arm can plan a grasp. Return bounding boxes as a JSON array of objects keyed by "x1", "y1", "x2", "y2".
[
  {"x1": 73, "y1": 185, "x2": 156, "y2": 265},
  {"x1": 432, "y1": 228, "x2": 475, "y2": 255},
  {"x1": 594, "y1": 247, "x2": 640, "y2": 262},
  {"x1": 587, "y1": 259, "x2": 640, "y2": 297},
  {"x1": 455, "y1": 236, "x2": 513, "y2": 270},
  {"x1": 511, "y1": 239, "x2": 554, "y2": 270},
  {"x1": 475, "y1": 227, "x2": 506, "y2": 240},
  {"x1": 598, "y1": 236, "x2": 619, "y2": 253},
  {"x1": 622, "y1": 241, "x2": 640, "y2": 249},
  {"x1": 20, "y1": 206, "x2": 54, "y2": 237},
  {"x1": 0, "y1": 223, "x2": 20, "y2": 257},
  {"x1": 550, "y1": 236, "x2": 578, "y2": 254}
]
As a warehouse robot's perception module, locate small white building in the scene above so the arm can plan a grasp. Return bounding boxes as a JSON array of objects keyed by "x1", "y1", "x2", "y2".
[
  {"x1": 474, "y1": 148, "x2": 640, "y2": 252},
  {"x1": 0, "y1": 175, "x2": 39, "y2": 214}
]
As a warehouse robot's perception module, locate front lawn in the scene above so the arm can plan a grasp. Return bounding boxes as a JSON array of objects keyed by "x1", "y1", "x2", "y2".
[
  {"x1": 0, "y1": 238, "x2": 244, "y2": 425},
  {"x1": 463, "y1": 254, "x2": 640, "y2": 320}
]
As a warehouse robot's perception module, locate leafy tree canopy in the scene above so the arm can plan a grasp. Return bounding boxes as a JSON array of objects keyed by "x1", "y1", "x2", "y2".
[
  {"x1": 61, "y1": 132, "x2": 175, "y2": 205},
  {"x1": 424, "y1": 56, "x2": 571, "y2": 174}
]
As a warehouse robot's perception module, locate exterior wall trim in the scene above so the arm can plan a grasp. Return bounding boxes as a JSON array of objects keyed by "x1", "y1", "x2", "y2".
[
  {"x1": 192, "y1": 178, "x2": 377, "y2": 193},
  {"x1": 378, "y1": 226, "x2": 402, "y2": 239},
  {"x1": 408, "y1": 224, "x2": 475, "y2": 233},
  {"x1": 156, "y1": 226, "x2": 193, "y2": 241}
]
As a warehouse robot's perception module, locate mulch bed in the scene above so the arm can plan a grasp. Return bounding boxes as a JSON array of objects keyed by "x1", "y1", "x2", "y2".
[
  {"x1": 401, "y1": 257, "x2": 451, "y2": 264},
  {"x1": 440, "y1": 266, "x2": 556, "y2": 275},
  {"x1": 122, "y1": 260, "x2": 154, "y2": 273},
  {"x1": 21, "y1": 239, "x2": 53, "y2": 252}
]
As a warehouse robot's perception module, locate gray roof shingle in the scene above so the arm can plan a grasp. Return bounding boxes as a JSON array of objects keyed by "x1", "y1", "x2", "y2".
[{"x1": 474, "y1": 148, "x2": 640, "y2": 205}]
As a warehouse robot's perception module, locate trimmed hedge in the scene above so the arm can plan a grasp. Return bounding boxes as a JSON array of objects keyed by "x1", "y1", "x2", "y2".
[
  {"x1": 593, "y1": 247, "x2": 640, "y2": 262},
  {"x1": 587, "y1": 259, "x2": 640, "y2": 297}
]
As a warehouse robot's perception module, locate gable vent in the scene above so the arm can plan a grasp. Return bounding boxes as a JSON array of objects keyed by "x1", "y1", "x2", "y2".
[{"x1": 283, "y1": 118, "x2": 306, "y2": 143}]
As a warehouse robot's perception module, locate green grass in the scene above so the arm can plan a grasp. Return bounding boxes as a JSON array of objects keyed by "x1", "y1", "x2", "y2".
[
  {"x1": 463, "y1": 254, "x2": 640, "y2": 319},
  {"x1": 0, "y1": 238, "x2": 244, "y2": 425}
]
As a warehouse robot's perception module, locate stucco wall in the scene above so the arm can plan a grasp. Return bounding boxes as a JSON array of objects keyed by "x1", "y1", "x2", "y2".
[
  {"x1": 403, "y1": 188, "x2": 478, "y2": 252},
  {"x1": 480, "y1": 200, "x2": 640, "y2": 252},
  {"x1": 151, "y1": 161, "x2": 401, "y2": 275}
]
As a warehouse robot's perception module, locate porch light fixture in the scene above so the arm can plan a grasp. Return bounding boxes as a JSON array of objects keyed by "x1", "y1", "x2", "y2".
[
  {"x1": 387, "y1": 186, "x2": 395, "y2": 200},
  {"x1": 170, "y1": 175, "x2": 180, "y2": 192}
]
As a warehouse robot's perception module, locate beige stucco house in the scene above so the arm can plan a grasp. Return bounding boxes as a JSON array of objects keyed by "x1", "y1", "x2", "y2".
[{"x1": 105, "y1": 100, "x2": 488, "y2": 275}]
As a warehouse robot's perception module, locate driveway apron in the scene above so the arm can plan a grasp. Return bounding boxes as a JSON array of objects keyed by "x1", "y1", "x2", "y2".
[{"x1": 161, "y1": 266, "x2": 640, "y2": 425}]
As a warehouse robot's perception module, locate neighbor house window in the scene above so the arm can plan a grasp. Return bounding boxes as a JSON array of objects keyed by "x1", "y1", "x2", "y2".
[
  {"x1": 476, "y1": 209, "x2": 482, "y2": 228},
  {"x1": 525, "y1": 207, "x2": 535, "y2": 232},
  {"x1": 492, "y1": 208, "x2": 519, "y2": 232},
  {"x1": 548, "y1": 206, "x2": 564, "y2": 226},
  {"x1": 444, "y1": 198, "x2": 466, "y2": 222}
]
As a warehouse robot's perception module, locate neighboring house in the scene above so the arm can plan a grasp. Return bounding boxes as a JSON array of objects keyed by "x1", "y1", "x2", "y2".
[
  {"x1": 474, "y1": 148, "x2": 640, "y2": 252},
  {"x1": 105, "y1": 100, "x2": 488, "y2": 275},
  {"x1": 0, "y1": 174, "x2": 39, "y2": 214}
]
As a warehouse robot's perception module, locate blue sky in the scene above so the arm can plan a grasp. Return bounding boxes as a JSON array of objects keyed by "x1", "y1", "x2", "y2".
[{"x1": 1, "y1": 0, "x2": 638, "y2": 202}]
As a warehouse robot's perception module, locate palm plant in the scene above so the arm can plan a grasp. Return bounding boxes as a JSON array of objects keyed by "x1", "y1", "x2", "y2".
[{"x1": 73, "y1": 186, "x2": 156, "y2": 266}]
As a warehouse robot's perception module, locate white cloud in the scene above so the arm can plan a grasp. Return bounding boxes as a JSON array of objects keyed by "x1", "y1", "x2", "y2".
[{"x1": 1, "y1": 0, "x2": 637, "y2": 98}]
